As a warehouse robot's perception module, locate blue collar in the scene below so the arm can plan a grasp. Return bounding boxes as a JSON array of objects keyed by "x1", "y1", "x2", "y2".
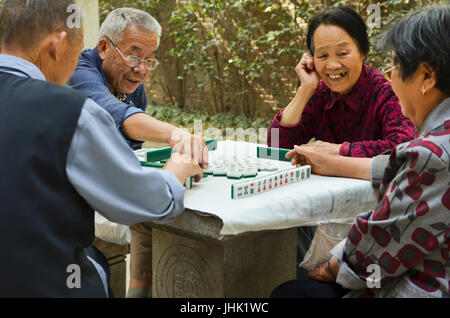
[
  {"x1": 0, "y1": 54, "x2": 46, "y2": 81},
  {"x1": 91, "y1": 46, "x2": 111, "y2": 91}
]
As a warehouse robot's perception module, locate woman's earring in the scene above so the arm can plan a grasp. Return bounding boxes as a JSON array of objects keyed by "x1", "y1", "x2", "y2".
[{"x1": 422, "y1": 89, "x2": 426, "y2": 96}]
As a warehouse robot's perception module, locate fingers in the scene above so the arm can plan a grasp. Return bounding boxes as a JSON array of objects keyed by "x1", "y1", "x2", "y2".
[
  {"x1": 169, "y1": 152, "x2": 190, "y2": 165},
  {"x1": 199, "y1": 138, "x2": 209, "y2": 170},
  {"x1": 191, "y1": 153, "x2": 204, "y2": 183},
  {"x1": 293, "y1": 144, "x2": 313, "y2": 156},
  {"x1": 171, "y1": 130, "x2": 189, "y2": 154},
  {"x1": 193, "y1": 165, "x2": 204, "y2": 183},
  {"x1": 299, "y1": 52, "x2": 314, "y2": 71},
  {"x1": 293, "y1": 146, "x2": 318, "y2": 166},
  {"x1": 177, "y1": 153, "x2": 203, "y2": 173},
  {"x1": 303, "y1": 52, "x2": 313, "y2": 60},
  {"x1": 190, "y1": 136, "x2": 209, "y2": 171},
  {"x1": 300, "y1": 142, "x2": 315, "y2": 148},
  {"x1": 285, "y1": 148, "x2": 297, "y2": 159},
  {"x1": 191, "y1": 136, "x2": 201, "y2": 163},
  {"x1": 168, "y1": 131, "x2": 209, "y2": 186},
  {"x1": 309, "y1": 140, "x2": 326, "y2": 147},
  {"x1": 307, "y1": 268, "x2": 320, "y2": 280},
  {"x1": 171, "y1": 130, "x2": 209, "y2": 168},
  {"x1": 285, "y1": 146, "x2": 308, "y2": 166},
  {"x1": 167, "y1": 153, "x2": 203, "y2": 184},
  {"x1": 307, "y1": 262, "x2": 324, "y2": 280},
  {"x1": 286, "y1": 145, "x2": 309, "y2": 157},
  {"x1": 194, "y1": 174, "x2": 202, "y2": 183},
  {"x1": 307, "y1": 261, "x2": 335, "y2": 282},
  {"x1": 306, "y1": 140, "x2": 340, "y2": 156}
]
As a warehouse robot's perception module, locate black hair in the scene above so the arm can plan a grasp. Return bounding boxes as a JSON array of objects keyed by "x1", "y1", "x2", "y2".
[
  {"x1": 306, "y1": 6, "x2": 369, "y2": 58},
  {"x1": 378, "y1": 5, "x2": 450, "y2": 96},
  {"x1": 0, "y1": 0, "x2": 83, "y2": 50}
]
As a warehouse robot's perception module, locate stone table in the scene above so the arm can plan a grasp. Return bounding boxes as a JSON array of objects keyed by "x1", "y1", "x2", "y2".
[
  {"x1": 148, "y1": 141, "x2": 378, "y2": 298},
  {"x1": 151, "y1": 211, "x2": 296, "y2": 298}
]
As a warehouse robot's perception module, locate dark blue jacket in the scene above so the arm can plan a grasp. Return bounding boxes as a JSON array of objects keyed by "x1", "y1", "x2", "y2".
[
  {"x1": 68, "y1": 47, "x2": 147, "y2": 150},
  {"x1": 0, "y1": 71, "x2": 106, "y2": 297}
]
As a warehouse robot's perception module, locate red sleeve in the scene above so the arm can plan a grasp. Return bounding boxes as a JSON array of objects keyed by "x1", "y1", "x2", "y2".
[
  {"x1": 346, "y1": 82, "x2": 417, "y2": 158},
  {"x1": 267, "y1": 85, "x2": 326, "y2": 149}
]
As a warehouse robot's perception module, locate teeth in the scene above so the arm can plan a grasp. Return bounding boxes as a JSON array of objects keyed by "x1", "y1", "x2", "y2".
[{"x1": 328, "y1": 72, "x2": 347, "y2": 79}]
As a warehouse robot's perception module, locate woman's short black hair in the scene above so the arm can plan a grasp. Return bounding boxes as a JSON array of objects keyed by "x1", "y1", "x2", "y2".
[
  {"x1": 306, "y1": 6, "x2": 369, "y2": 58},
  {"x1": 377, "y1": 5, "x2": 450, "y2": 96}
]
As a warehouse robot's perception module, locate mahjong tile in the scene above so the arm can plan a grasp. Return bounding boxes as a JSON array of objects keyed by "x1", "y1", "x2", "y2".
[
  {"x1": 227, "y1": 171, "x2": 243, "y2": 179},
  {"x1": 242, "y1": 169, "x2": 258, "y2": 178},
  {"x1": 213, "y1": 168, "x2": 227, "y2": 176}
]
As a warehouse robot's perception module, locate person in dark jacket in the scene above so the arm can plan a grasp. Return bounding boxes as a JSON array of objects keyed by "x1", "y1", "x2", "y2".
[{"x1": 0, "y1": 0, "x2": 202, "y2": 297}]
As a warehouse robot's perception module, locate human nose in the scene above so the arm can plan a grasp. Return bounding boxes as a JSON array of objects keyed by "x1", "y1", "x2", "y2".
[
  {"x1": 326, "y1": 59, "x2": 342, "y2": 70},
  {"x1": 133, "y1": 61, "x2": 148, "y2": 74}
]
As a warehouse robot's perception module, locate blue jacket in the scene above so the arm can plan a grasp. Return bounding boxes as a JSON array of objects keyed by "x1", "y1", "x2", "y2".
[{"x1": 68, "y1": 46, "x2": 147, "y2": 150}]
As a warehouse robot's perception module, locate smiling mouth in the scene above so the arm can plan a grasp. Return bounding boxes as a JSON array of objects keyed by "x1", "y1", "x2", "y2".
[
  {"x1": 328, "y1": 71, "x2": 348, "y2": 80},
  {"x1": 127, "y1": 79, "x2": 141, "y2": 84}
]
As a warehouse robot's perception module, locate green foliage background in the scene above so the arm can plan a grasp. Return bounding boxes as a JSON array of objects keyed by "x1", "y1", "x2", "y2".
[
  {"x1": 1, "y1": 0, "x2": 448, "y2": 132},
  {"x1": 97, "y1": 0, "x2": 446, "y2": 131}
]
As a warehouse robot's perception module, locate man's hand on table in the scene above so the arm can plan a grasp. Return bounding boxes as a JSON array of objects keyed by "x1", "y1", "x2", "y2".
[
  {"x1": 169, "y1": 128, "x2": 209, "y2": 182},
  {"x1": 164, "y1": 153, "x2": 204, "y2": 185}
]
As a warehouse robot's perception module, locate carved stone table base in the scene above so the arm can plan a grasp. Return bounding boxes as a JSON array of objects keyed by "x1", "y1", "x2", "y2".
[{"x1": 151, "y1": 212, "x2": 296, "y2": 298}]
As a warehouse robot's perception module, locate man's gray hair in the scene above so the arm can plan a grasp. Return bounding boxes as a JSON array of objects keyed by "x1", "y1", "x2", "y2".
[
  {"x1": 99, "y1": 8, "x2": 161, "y2": 47},
  {"x1": 0, "y1": 0, "x2": 83, "y2": 50}
]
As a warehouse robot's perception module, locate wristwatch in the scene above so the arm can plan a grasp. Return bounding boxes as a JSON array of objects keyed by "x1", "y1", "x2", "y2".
[{"x1": 327, "y1": 256, "x2": 340, "y2": 278}]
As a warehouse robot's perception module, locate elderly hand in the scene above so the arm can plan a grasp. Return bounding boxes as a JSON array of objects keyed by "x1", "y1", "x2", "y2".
[
  {"x1": 296, "y1": 53, "x2": 320, "y2": 94},
  {"x1": 307, "y1": 257, "x2": 340, "y2": 283},
  {"x1": 286, "y1": 144, "x2": 338, "y2": 176},
  {"x1": 163, "y1": 153, "x2": 204, "y2": 185},
  {"x1": 169, "y1": 128, "x2": 209, "y2": 182},
  {"x1": 305, "y1": 140, "x2": 341, "y2": 155}
]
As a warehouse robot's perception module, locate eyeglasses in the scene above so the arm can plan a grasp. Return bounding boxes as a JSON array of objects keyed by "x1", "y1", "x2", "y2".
[
  {"x1": 104, "y1": 36, "x2": 160, "y2": 71},
  {"x1": 382, "y1": 65, "x2": 397, "y2": 83}
]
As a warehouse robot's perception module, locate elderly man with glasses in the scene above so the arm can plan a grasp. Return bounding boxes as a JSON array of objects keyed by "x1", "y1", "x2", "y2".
[{"x1": 68, "y1": 8, "x2": 208, "y2": 298}]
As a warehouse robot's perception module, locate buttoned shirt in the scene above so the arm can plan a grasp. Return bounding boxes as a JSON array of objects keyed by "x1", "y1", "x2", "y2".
[
  {"x1": 268, "y1": 64, "x2": 417, "y2": 158},
  {"x1": 68, "y1": 47, "x2": 148, "y2": 150}
]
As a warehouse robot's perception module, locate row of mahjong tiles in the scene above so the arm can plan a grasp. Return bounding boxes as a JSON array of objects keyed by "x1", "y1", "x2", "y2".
[
  {"x1": 204, "y1": 155, "x2": 279, "y2": 180},
  {"x1": 135, "y1": 145, "x2": 311, "y2": 199},
  {"x1": 231, "y1": 165, "x2": 311, "y2": 199},
  {"x1": 135, "y1": 149, "x2": 282, "y2": 180}
]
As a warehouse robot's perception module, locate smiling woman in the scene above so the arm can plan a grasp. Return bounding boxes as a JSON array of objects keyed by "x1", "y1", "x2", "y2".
[
  {"x1": 306, "y1": 7, "x2": 369, "y2": 96},
  {"x1": 311, "y1": 24, "x2": 365, "y2": 96},
  {"x1": 271, "y1": 4, "x2": 450, "y2": 299},
  {"x1": 268, "y1": 6, "x2": 417, "y2": 159},
  {"x1": 267, "y1": 5, "x2": 419, "y2": 269}
]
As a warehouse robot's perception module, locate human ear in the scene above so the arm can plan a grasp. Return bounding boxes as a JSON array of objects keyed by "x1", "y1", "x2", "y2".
[
  {"x1": 97, "y1": 38, "x2": 108, "y2": 61},
  {"x1": 48, "y1": 31, "x2": 67, "y2": 61},
  {"x1": 421, "y1": 63, "x2": 437, "y2": 94}
]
